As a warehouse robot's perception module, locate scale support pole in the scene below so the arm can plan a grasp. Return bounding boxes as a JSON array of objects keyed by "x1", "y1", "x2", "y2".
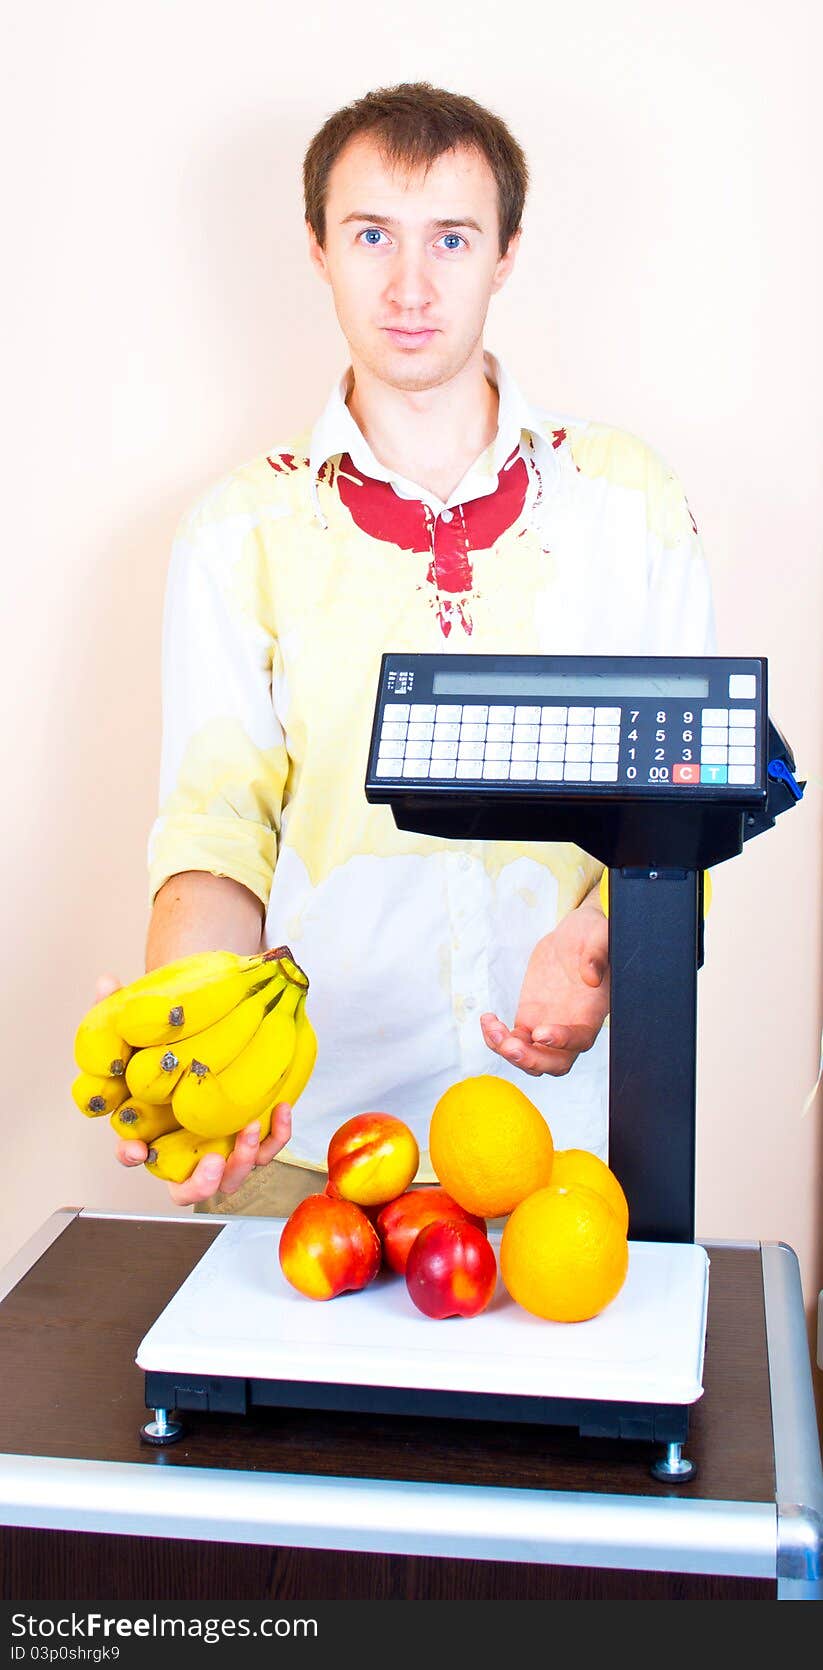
[{"x1": 607, "y1": 868, "x2": 700, "y2": 1243}]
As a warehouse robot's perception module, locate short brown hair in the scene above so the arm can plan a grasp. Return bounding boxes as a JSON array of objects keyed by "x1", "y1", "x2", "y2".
[{"x1": 303, "y1": 82, "x2": 528, "y2": 256}]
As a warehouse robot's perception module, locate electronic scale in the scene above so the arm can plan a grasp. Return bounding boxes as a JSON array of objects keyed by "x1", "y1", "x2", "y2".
[{"x1": 137, "y1": 654, "x2": 803, "y2": 1480}]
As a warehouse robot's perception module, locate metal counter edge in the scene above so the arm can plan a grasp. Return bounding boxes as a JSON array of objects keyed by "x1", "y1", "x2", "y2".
[
  {"x1": 761, "y1": 1240, "x2": 823, "y2": 1600},
  {"x1": 0, "y1": 1213, "x2": 780, "y2": 1580},
  {"x1": 0, "y1": 1207, "x2": 80, "y2": 1304}
]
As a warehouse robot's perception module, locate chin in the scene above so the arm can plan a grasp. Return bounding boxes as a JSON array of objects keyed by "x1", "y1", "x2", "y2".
[
  {"x1": 369, "y1": 344, "x2": 466, "y2": 394},
  {"x1": 384, "y1": 368, "x2": 451, "y2": 392}
]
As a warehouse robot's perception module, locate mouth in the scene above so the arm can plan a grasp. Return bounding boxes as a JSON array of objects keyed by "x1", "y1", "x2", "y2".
[{"x1": 382, "y1": 327, "x2": 439, "y2": 349}]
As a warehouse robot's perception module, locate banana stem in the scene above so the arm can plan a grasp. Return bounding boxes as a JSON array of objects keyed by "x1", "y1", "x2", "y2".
[{"x1": 264, "y1": 945, "x2": 309, "y2": 989}]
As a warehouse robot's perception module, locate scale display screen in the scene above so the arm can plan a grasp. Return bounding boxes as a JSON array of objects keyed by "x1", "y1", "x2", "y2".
[
  {"x1": 366, "y1": 654, "x2": 768, "y2": 802},
  {"x1": 432, "y1": 670, "x2": 711, "y2": 699}
]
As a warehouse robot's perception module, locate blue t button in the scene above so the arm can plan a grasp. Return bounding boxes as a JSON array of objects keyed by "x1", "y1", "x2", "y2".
[{"x1": 701, "y1": 763, "x2": 728, "y2": 785}]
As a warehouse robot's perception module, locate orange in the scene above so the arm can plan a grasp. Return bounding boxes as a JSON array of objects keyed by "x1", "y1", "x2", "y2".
[
  {"x1": 429, "y1": 1074, "x2": 554, "y2": 1218},
  {"x1": 500, "y1": 1183, "x2": 629, "y2": 1322},
  {"x1": 550, "y1": 1148, "x2": 629, "y2": 1235}
]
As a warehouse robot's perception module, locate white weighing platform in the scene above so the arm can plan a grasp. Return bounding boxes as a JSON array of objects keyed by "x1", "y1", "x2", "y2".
[{"x1": 137, "y1": 1220, "x2": 709, "y2": 1412}]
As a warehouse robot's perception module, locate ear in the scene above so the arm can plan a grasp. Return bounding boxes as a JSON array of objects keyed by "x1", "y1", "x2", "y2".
[
  {"x1": 490, "y1": 227, "x2": 522, "y2": 296},
  {"x1": 306, "y1": 220, "x2": 331, "y2": 285}
]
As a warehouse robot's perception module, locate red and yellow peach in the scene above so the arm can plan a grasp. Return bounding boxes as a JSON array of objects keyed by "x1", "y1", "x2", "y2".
[
  {"x1": 376, "y1": 1186, "x2": 487, "y2": 1275},
  {"x1": 405, "y1": 1219, "x2": 498, "y2": 1319},
  {"x1": 278, "y1": 1192, "x2": 381, "y2": 1301},
  {"x1": 327, "y1": 1112, "x2": 419, "y2": 1208}
]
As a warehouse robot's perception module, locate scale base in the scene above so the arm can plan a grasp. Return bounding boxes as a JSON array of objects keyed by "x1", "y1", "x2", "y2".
[
  {"x1": 143, "y1": 1369, "x2": 694, "y2": 1480},
  {"x1": 137, "y1": 1225, "x2": 708, "y2": 1482}
]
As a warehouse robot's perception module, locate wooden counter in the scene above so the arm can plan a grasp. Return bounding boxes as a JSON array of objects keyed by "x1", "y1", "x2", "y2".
[{"x1": 1, "y1": 1211, "x2": 821, "y2": 1601}]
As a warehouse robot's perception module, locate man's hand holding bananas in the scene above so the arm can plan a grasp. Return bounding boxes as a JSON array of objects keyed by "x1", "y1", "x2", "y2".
[{"x1": 74, "y1": 948, "x2": 316, "y2": 1205}]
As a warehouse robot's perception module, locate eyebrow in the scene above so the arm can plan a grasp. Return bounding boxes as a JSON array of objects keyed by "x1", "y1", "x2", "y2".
[{"x1": 340, "y1": 213, "x2": 484, "y2": 233}]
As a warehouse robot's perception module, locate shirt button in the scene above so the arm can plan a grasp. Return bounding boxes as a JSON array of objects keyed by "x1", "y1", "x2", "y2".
[
  {"x1": 464, "y1": 996, "x2": 476, "y2": 1011},
  {"x1": 458, "y1": 854, "x2": 472, "y2": 872},
  {"x1": 441, "y1": 508, "x2": 454, "y2": 523}
]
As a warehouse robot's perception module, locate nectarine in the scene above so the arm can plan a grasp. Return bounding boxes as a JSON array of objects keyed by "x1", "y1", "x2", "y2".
[
  {"x1": 405, "y1": 1219, "x2": 498, "y2": 1319},
  {"x1": 376, "y1": 1186, "x2": 487, "y2": 1275},
  {"x1": 327, "y1": 1112, "x2": 419, "y2": 1207},
  {"x1": 278, "y1": 1192, "x2": 381, "y2": 1301}
]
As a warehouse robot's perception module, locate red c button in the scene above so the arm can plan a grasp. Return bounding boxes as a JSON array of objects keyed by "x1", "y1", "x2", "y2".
[{"x1": 673, "y1": 762, "x2": 698, "y2": 784}]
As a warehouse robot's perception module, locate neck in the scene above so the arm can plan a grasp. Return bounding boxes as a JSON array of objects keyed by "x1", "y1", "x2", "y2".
[{"x1": 345, "y1": 345, "x2": 500, "y2": 504}]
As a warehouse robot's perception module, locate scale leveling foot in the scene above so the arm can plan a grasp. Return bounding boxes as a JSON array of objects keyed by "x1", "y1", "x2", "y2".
[
  {"x1": 651, "y1": 1441, "x2": 697, "y2": 1483},
  {"x1": 140, "y1": 1406, "x2": 185, "y2": 1445}
]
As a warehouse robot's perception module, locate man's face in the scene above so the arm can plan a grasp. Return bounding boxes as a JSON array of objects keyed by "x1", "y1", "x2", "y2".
[{"x1": 308, "y1": 136, "x2": 520, "y2": 393}]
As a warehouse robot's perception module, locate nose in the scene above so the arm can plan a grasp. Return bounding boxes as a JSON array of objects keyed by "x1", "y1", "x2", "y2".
[{"x1": 384, "y1": 242, "x2": 434, "y2": 313}]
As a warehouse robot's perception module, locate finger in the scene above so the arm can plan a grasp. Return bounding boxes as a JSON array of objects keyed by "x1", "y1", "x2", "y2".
[
  {"x1": 485, "y1": 1027, "x2": 578, "y2": 1077},
  {"x1": 218, "y1": 1121, "x2": 263, "y2": 1197},
  {"x1": 479, "y1": 1013, "x2": 539, "y2": 1069},
  {"x1": 530, "y1": 1022, "x2": 599, "y2": 1054},
  {"x1": 167, "y1": 1151, "x2": 229, "y2": 1208},
  {"x1": 95, "y1": 973, "x2": 123, "y2": 1002},
  {"x1": 479, "y1": 1011, "x2": 509, "y2": 1049},
  {"x1": 513, "y1": 1045, "x2": 577, "y2": 1077},
  {"x1": 115, "y1": 1138, "x2": 148, "y2": 1167},
  {"x1": 257, "y1": 1103, "x2": 292, "y2": 1165},
  {"x1": 579, "y1": 952, "x2": 608, "y2": 988},
  {"x1": 166, "y1": 1118, "x2": 270, "y2": 1208},
  {"x1": 480, "y1": 1012, "x2": 590, "y2": 1076}
]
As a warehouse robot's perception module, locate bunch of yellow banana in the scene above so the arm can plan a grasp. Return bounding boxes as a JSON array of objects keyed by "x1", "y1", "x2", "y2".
[{"x1": 72, "y1": 946, "x2": 317, "y2": 1183}]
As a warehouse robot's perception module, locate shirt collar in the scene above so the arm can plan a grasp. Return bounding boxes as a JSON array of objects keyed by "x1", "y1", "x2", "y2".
[{"x1": 307, "y1": 350, "x2": 557, "y2": 524}]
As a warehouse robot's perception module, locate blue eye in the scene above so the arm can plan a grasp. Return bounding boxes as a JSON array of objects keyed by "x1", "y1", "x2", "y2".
[
  {"x1": 361, "y1": 228, "x2": 386, "y2": 245},
  {"x1": 440, "y1": 233, "x2": 464, "y2": 250}
]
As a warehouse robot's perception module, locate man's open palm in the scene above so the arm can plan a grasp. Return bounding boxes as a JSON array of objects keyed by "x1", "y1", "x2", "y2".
[{"x1": 481, "y1": 897, "x2": 610, "y2": 1077}]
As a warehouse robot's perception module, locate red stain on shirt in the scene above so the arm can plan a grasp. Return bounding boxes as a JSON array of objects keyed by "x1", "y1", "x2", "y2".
[
  {"x1": 547, "y1": 427, "x2": 579, "y2": 472},
  {"x1": 332, "y1": 448, "x2": 530, "y2": 637},
  {"x1": 267, "y1": 452, "x2": 308, "y2": 474}
]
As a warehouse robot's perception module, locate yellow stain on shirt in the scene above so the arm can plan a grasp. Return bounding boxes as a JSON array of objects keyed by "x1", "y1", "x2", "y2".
[
  {"x1": 564, "y1": 424, "x2": 696, "y2": 548},
  {"x1": 160, "y1": 450, "x2": 603, "y2": 916},
  {"x1": 159, "y1": 717, "x2": 288, "y2": 828},
  {"x1": 150, "y1": 718, "x2": 289, "y2": 906}
]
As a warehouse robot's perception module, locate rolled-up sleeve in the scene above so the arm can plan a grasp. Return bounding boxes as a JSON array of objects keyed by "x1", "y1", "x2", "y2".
[{"x1": 146, "y1": 498, "x2": 289, "y2": 909}]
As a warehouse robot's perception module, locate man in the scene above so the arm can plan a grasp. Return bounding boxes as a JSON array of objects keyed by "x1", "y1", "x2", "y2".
[{"x1": 108, "y1": 83, "x2": 715, "y2": 1214}]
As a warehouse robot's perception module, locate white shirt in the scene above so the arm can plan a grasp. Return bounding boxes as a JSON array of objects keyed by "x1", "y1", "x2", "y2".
[{"x1": 148, "y1": 352, "x2": 716, "y2": 1177}]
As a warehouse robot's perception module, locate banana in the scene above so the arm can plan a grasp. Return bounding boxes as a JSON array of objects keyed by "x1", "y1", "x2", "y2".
[
  {"x1": 72, "y1": 1070, "x2": 131, "y2": 1118},
  {"x1": 172, "y1": 978, "x2": 304, "y2": 1137},
  {"x1": 124, "y1": 1043, "x2": 189, "y2": 1103},
  {"x1": 266, "y1": 990, "x2": 317, "y2": 1111},
  {"x1": 171, "y1": 965, "x2": 288, "y2": 1075},
  {"x1": 73, "y1": 989, "x2": 132, "y2": 1079},
  {"x1": 110, "y1": 1100, "x2": 180, "y2": 1143},
  {"x1": 145, "y1": 1128, "x2": 234, "y2": 1184},
  {"x1": 126, "y1": 951, "x2": 238, "y2": 986},
  {"x1": 73, "y1": 952, "x2": 244, "y2": 1073},
  {"x1": 123, "y1": 965, "x2": 286, "y2": 1101},
  {"x1": 116, "y1": 950, "x2": 263, "y2": 1048},
  {"x1": 249, "y1": 995, "x2": 317, "y2": 1144}
]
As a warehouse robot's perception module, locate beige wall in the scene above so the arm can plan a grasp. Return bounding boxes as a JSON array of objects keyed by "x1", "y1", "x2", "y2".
[{"x1": 3, "y1": 4, "x2": 821, "y2": 1401}]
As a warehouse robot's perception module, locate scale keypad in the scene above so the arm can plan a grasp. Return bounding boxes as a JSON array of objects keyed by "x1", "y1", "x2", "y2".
[
  {"x1": 376, "y1": 703, "x2": 622, "y2": 784},
  {"x1": 374, "y1": 701, "x2": 759, "y2": 787}
]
